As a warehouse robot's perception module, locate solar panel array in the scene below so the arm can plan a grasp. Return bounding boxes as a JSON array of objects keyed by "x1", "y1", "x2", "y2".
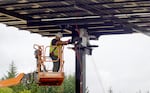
[{"x1": 0, "y1": 0, "x2": 150, "y2": 37}]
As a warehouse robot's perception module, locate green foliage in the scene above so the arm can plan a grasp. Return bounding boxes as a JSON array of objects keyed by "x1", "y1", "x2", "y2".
[
  {"x1": 19, "y1": 90, "x2": 31, "y2": 93},
  {"x1": 63, "y1": 75, "x2": 75, "y2": 93},
  {"x1": 1, "y1": 62, "x2": 76, "y2": 93},
  {"x1": 0, "y1": 74, "x2": 76, "y2": 93},
  {"x1": 10, "y1": 84, "x2": 27, "y2": 93},
  {"x1": 0, "y1": 87, "x2": 13, "y2": 93},
  {"x1": 4, "y1": 61, "x2": 17, "y2": 79}
]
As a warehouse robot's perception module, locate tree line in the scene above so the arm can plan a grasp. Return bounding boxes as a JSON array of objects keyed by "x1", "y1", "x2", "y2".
[{"x1": 0, "y1": 61, "x2": 75, "y2": 93}]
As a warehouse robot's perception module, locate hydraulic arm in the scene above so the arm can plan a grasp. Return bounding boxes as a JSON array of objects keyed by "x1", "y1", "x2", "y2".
[{"x1": 0, "y1": 73, "x2": 24, "y2": 87}]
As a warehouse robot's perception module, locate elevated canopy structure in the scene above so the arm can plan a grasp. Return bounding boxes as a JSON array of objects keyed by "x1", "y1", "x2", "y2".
[
  {"x1": 0, "y1": 0, "x2": 150, "y2": 93},
  {"x1": 0, "y1": 0, "x2": 150, "y2": 37}
]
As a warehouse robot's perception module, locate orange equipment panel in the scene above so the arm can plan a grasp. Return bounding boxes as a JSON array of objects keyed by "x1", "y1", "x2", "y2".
[{"x1": 38, "y1": 72, "x2": 64, "y2": 86}]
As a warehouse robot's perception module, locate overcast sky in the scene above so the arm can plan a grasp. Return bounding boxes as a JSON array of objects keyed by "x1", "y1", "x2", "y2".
[{"x1": 0, "y1": 23, "x2": 150, "y2": 93}]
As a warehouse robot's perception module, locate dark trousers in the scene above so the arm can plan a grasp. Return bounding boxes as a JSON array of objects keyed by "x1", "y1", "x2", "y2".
[{"x1": 50, "y1": 55, "x2": 60, "y2": 72}]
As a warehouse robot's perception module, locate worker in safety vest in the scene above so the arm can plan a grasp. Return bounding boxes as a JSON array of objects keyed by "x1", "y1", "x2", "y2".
[{"x1": 49, "y1": 32, "x2": 68, "y2": 72}]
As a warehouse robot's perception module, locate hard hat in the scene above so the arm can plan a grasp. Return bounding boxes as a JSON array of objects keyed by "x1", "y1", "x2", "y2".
[{"x1": 56, "y1": 32, "x2": 62, "y2": 38}]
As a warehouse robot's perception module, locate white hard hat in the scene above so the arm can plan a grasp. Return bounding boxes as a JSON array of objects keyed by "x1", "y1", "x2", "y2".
[{"x1": 56, "y1": 32, "x2": 62, "y2": 38}]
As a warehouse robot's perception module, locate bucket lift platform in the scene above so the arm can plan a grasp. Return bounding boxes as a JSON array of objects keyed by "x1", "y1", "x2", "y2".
[
  {"x1": 34, "y1": 44, "x2": 65, "y2": 86},
  {"x1": 38, "y1": 72, "x2": 64, "y2": 86}
]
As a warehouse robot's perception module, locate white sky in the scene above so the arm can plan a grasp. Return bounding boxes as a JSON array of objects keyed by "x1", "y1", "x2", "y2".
[{"x1": 0, "y1": 23, "x2": 150, "y2": 93}]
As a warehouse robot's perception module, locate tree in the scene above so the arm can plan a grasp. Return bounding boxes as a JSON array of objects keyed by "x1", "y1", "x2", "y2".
[
  {"x1": 1, "y1": 61, "x2": 25, "y2": 93},
  {"x1": 4, "y1": 61, "x2": 17, "y2": 79}
]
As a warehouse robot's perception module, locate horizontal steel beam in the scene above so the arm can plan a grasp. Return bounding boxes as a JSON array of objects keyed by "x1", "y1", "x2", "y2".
[{"x1": 75, "y1": 1, "x2": 150, "y2": 36}]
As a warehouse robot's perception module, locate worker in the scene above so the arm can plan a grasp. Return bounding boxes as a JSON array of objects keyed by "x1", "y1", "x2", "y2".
[{"x1": 49, "y1": 32, "x2": 68, "y2": 72}]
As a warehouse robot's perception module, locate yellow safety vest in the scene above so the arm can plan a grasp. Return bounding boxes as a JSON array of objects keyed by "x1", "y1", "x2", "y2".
[{"x1": 50, "y1": 45, "x2": 62, "y2": 57}]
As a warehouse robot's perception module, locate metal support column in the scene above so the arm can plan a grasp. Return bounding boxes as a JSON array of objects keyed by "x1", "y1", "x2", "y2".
[
  {"x1": 75, "y1": 44, "x2": 86, "y2": 93},
  {"x1": 75, "y1": 28, "x2": 88, "y2": 93}
]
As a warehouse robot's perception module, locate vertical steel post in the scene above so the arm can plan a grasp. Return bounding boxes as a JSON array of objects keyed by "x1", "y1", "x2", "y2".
[
  {"x1": 75, "y1": 44, "x2": 81, "y2": 93},
  {"x1": 75, "y1": 28, "x2": 87, "y2": 93},
  {"x1": 75, "y1": 44, "x2": 86, "y2": 93}
]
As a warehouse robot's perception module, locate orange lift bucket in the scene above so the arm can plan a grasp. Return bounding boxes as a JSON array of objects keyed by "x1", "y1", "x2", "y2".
[
  {"x1": 38, "y1": 72, "x2": 64, "y2": 86},
  {"x1": 34, "y1": 44, "x2": 65, "y2": 86}
]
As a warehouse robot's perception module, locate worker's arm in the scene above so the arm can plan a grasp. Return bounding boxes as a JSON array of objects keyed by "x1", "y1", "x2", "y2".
[{"x1": 56, "y1": 40, "x2": 68, "y2": 45}]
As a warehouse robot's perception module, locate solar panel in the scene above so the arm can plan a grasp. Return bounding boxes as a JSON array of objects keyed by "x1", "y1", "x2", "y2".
[{"x1": 0, "y1": 0, "x2": 150, "y2": 37}]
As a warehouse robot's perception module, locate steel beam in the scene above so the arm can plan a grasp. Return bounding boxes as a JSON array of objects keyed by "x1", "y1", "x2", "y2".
[
  {"x1": 0, "y1": 7, "x2": 30, "y2": 20},
  {"x1": 75, "y1": 1, "x2": 150, "y2": 36}
]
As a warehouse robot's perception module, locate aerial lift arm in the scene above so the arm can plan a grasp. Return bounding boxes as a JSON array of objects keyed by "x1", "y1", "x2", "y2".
[{"x1": 0, "y1": 73, "x2": 24, "y2": 87}]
